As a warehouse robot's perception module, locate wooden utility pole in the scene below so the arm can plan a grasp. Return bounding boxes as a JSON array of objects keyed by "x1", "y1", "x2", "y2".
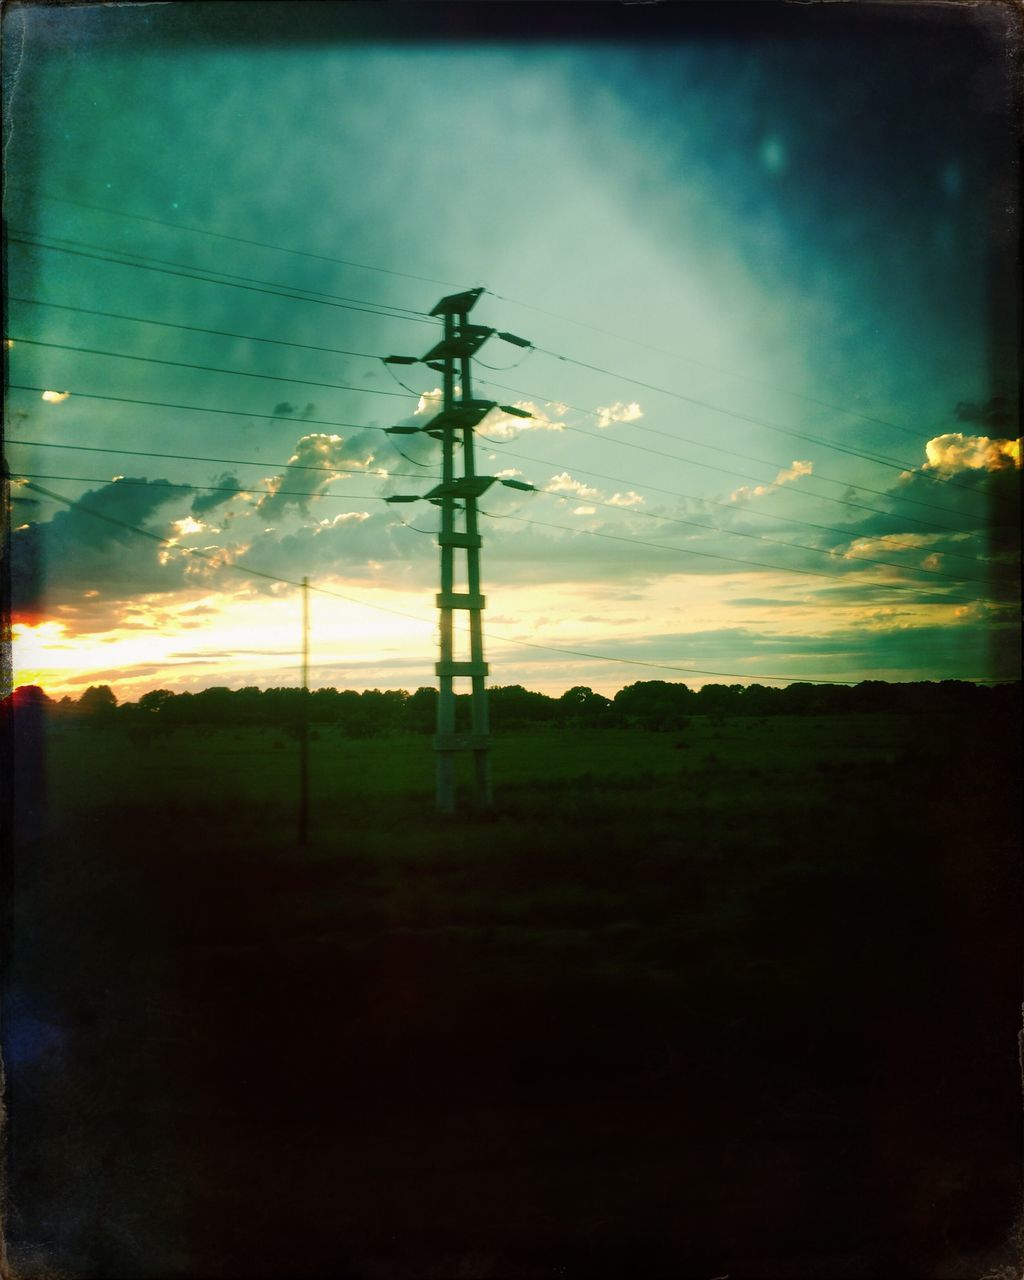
[{"x1": 384, "y1": 288, "x2": 533, "y2": 813}]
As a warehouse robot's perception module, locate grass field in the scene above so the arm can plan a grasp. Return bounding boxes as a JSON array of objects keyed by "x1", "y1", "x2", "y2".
[{"x1": 4, "y1": 710, "x2": 1021, "y2": 1278}]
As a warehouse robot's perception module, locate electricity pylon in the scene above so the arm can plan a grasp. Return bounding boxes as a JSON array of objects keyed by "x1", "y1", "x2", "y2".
[{"x1": 384, "y1": 288, "x2": 533, "y2": 813}]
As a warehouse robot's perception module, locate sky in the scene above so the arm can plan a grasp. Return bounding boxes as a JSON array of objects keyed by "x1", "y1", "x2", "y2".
[{"x1": 3, "y1": 1, "x2": 1020, "y2": 700}]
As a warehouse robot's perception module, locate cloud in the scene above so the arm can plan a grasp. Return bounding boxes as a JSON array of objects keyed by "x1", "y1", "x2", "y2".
[
  {"x1": 414, "y1": 387, "x2": 444, "y2": 416},
  {"x1": 954, "y1": 599, "x2": 1019, "y2": 624},
  {"x1": 595, "y1": 401, "x2": 643, "y2": 429},
  {"x1": 271, "y1": 400, "x2": 317, "y2": 419},
  {"x1": 546, "y1": 472, "x2": 602, "y2": 501},
  {"x1": 41, "y1": 390, "x2": 70, "y2": 404},
  {"x1": 607, "y1": 491, "x2": 645, "y2": 508},
  {"x1": 730, "y1": 459, "x2": 813, "y2": 503},
  {"x1": 954, "y1": 396, "x2": 1013, "y2": 431},
  {"x1": 403, "y1": 392, "x2": 566, "y2": 442},
  {"x1": 191, "y1": 472, "x2": 243, "y2": 518},
  {"x1": 317, "y1": 512, "x2": 371, "y2": 529},
  {"x1": 482, "y1": 400, "x2": 567, "y2": 441},
  {"x1": 522, "y1": 618, "x2": 1020, "y2": 683},
  {"x1": 841, "y1": 530, "x2": 961, "y2": 558},
  {"x1": 256, "y1": 432, "x2": 378, "y2": 520},
  {"x1": 836, "y1": 447, "x2": 1019, "y2": 566},
  {"x1": 10, "y1": 477, "x2": 195, "y2": 624},
  {"x1": 171, "y1": 516, "x2": 206, "y2": 538},
  {"x1": 922, "y1": 432, "x2": 1020, "y2": 475},
  {"x1": 224, "y1": 510, "x2": 431, "y2": 591}
]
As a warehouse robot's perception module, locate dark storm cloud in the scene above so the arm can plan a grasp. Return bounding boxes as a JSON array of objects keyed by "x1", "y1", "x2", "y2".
[
  {"x1": 10, "y1": 478, "x2": 193, "y2": 622},
  {"x1": 271, "y1": 401, "x2": 317, "y2": 420},
  {"x1": 571, "y1": 619, "x2": 1020, "y2": 682},
  {"x1": 256, "y1": 432, "x2": 380, "y2": 521},
  {"x1": 191, "y1": 473, "x2": 243, "y2": 518},
  {"x1": 223, "y1": 509, "x2": 429, "y2": 591},
  {"x1": 475, "y1": 497, "x2": 989, "y2": 607},
  {"x1": 955, "y1": 397, "x2": 1014, "y2": 431},
  {"x1": 834, "y1": 460, "x2": 1020, "y2": 569}
]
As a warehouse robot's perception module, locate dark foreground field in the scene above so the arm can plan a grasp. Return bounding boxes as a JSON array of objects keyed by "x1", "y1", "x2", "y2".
[{"x1": 4, "y1": 711, "x2": 1021, "y2": 1278}]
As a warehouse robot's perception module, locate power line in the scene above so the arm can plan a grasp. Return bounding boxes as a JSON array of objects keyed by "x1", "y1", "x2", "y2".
[
  {"x1": 481, "y1": 440, "x2": 996, "y2": 569},
  {"x1": 495, "y1": 408, "x2": 979, "y2": 535},
  {"x1": 4, "y1": 378, "x2": 969, "y2": 539},
  {"x1": 531, "y1": 489, "x2": 994, "y2": 586},
  {"x1": 7, "y1": 235, "x2": 436, "y2": 326},
  {"x1": 8, "y1": 188, "x2": 948, "y2": 450},
  {"x1": 383, "y1": 436, "x2": 442, "y2": 472},
  {"x1": 6, "y1": 382, "x2": 388, "y2": 433},
  {"x1": 478, "y1": 508, "x2": 968, "y2": 603},
  {"x1": 9, "y1": 295, "x2": 383, "y2": 361},
  {"x1": 10, "y1": 187, "x2": 456, "y2": 288},
  {"x1": 9, "y1": 336, "x2": 411, "y2": 400},
  {"x1": 476, "y1": 375, "x2": 989, "y2": 530},
  {"x1": 490, "y1": 359, "x2": 986, "y2": 502},
  {"x1": 4, "y1": 375, "x2": 1000, "y2": 543},
  {"x1": 484, "y1": 289, "x2": 943, "y2": 448},
  {"x1": 7, "y1": 390, "x2": 1003, "y2": 574},
  {"x1": 8, "y1": 432, "x2": 1001, "y2": 581},
  {"x1": 4, "y1": 440, "x2": 432, "y2": 483},
  {"x1": 13, "y1": 477, "x2": 901, "y2": 687},
  {"x1": 11, "y1": 229, "x2": 431, "y2": 321},
  {"x1": 20, "y1": 333, "x2": 973, "y2": 531},
  {"x1": 11, "y1": 472, "x2": 390, "y2": 505},
  {"x1": 8, "y1": 224, "x2": 984, "y2": 506},
  {"x1": 9, "y1": 434, "x2": 997, "y2": 587},
  {"x1": 6, "y1": 248, "x2": 989, "y2": 532},
  {"x1": 530, "y1": 343, "x2": 946, "y2": 463}
]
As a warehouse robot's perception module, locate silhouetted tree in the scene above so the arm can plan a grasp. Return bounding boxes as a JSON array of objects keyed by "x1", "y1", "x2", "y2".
[
  {"x1": 78, "y1": 685, "x2": 118, "y2": 719},
  {"x1": 138, "y1": 689, "x2": 174, "y2": 715},
  {"x1": 405, "y1": 687, "x2": 437, "y2": 734},
  {"x1": 613, "y1": 681, "x2": 694, "y2": 729},
  {"x1": 7, "y1": 685, "x2": 53, "y2": 711},
  {"x1": 489, "y1": 685, "x2": 558, "y2": 729},
  {"x1": 558, "y1": 686, "x2": 611, "y2": 725}
]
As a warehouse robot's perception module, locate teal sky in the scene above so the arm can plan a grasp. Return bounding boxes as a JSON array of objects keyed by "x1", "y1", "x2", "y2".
[{"x1": 4, "y1": 2, "x2": 1020, "y2": 697}]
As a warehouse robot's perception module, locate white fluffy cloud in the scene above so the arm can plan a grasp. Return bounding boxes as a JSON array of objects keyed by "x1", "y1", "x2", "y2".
[
  {"x1": 922, "y1": 433, "x2": 1020, "y2": 474},
  {"x1": 730, "y1": 459, "x2": 813, "y2": 503},
  {"x1": 546, "y1": 472, "x2": 602, "y2": 500},
  {"x1": 411, "y1": 392, "x2": 566, "y2": 441},
  {"x1": 415, "y1": 387, "x2": 444, "y2": 416},
  {"x1": 484, "y1": 400, "x2": 567, "y2": 440},
  {"x1": 595, "y1": 400, "x2": 643, "y2": 429}
]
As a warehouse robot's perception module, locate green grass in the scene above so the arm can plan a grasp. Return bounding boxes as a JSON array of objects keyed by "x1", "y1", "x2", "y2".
[
  {"x1": 34, "y1": 712, "x2": 942, "y2": 834},
  {"x1": 8, "y1": 710, "x2": 1021, "y2": 1279}
]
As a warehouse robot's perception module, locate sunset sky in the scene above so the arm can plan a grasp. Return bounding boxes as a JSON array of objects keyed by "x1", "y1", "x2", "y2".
[{"x1": 4, "y1": 2, "x2": 1020, "y2": 700}]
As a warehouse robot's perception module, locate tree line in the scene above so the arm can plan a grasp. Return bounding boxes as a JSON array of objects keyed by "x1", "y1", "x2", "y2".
[{"x1": 6, "y1": 678, "x2": 1018, "y2": 735}]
